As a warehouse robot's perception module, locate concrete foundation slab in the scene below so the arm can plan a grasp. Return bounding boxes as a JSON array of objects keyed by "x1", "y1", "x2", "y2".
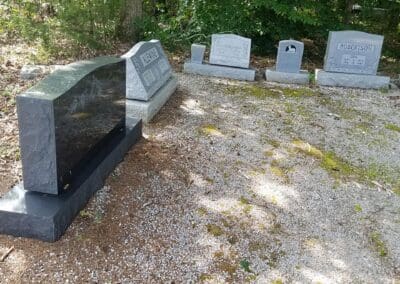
[
  {"x1": 265, "y1": 68, "x2": 310, "y2": 85},
  {"x1": 0, "y1": 118, "x2": 142, "y2": 242},
  {"x1": 315, "y1": 69, "x2": 390, "y2": 89},
  {"x1": 183, "y1": 62, "x2": 255, "y2": 81},
  {"x1": 126, "y1": 75, "x2": 178, "y2": 123}
]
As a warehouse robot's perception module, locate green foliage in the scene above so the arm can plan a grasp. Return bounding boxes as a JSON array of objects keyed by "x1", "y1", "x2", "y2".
[
  {"x1": 1, "y1": 1, "x2": 399, "y2": 58},
  {"x1": 0, "y1": 0, "x2": 135, "y2": 57},
  {"x1": 239, "y1": 259, "x2": 252, "y2": 272},
  {"x1": 138, "y1": 0, "x2": 400, "y2": 57}
]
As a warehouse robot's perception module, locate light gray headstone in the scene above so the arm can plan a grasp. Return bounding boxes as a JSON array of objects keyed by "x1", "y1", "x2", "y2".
[
  {"x1": 191, "y1": 44, "x2": 206, "y2": 64},
  {"x1": 209, "y1": 34, "x2": 251, "y2": 69},
  {"x1": 276, "y1": 40, "x2": 304, "y2": 73},
  {"x1": 323, "y1": 31, "x2": 384, "y2": 75},
  {"x1": 122, "y1": 40, "x2": 172, "y2": 101}
]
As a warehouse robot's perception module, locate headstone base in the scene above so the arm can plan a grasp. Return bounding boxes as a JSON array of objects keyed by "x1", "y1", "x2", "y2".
[
  {"x1": 0, "y1": 117, "x2": 142, "y2": 242},
  {"x1": 126, "y1": 75, "x2": 178, "y2": 123},
  {"x1": 265, "y1": 68, "x2": 309, "y2": 85},
  {"x1": 315, "y1": 69, "x2": 390, "y2": 89},
  {"x1": 183, "y1": 62, "x2": 255, "y2": 81}
]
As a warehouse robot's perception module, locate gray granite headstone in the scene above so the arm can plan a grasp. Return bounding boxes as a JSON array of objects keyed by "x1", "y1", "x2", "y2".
[
  {"x1": 209, "y1": 34, "x2": 251, "y2": 69},
  {"x1": 122, "y1": 40, "x2": 172, "y2": 101},
  {"x1": 191, "y1": 44, "x2": 206, "y2": 64},
  {"x1": 324, "y1": 31, "x2": 384, "y2": 75},
  {"x1": 276, "y1": 40, "x2": 304, "y2": 73}
]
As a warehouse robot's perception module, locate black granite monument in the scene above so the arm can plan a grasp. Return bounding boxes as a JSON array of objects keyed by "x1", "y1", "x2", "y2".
[{"x1": 0, "y1": 56, "x2": 142, "y2": 241}]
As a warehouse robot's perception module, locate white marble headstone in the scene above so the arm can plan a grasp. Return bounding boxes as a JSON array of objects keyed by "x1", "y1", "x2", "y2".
[
  {"x1": 323, "y1": 31, "x2": 384, "y2": 75},
  {"x1": 209, "y1": 34, "x2": 251, "y2": 69},
  {"x1": 276, "y1": 40, "x2": 304, "y2": 73},
  {"x1": 122, "y1": 40, "x2": 172, "y2": 101}
]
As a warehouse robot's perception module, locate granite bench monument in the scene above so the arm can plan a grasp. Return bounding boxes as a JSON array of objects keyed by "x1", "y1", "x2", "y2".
[
  {"x1": 184, "y1": 34, "x2": 256, "y2": 81},
  {"x1": 266, "y1": 39, "x2": 310, "y2": 85},
  {"x1": 122, "y1": 39, "x2": 178, "y2": 123},
  {"x1": 315, "y1": 31, "x2": 390, "y2": 89},
  {"x1": 0, "y1": 56, "x2": 142, "y2": 242}
]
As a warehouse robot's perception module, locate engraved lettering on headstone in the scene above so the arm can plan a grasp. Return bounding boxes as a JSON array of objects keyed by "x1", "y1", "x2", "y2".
[
  {"x1": 323, "y1": 31, "x2": 384, "y2": 75},
  {"x1": 140, "y1": 47, "x2": 159, "y2": 67}
]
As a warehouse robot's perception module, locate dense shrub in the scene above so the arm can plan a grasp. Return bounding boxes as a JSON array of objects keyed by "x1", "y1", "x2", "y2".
[{"x1": 137, "y1": 0, "x2": 400, "y2": 58}]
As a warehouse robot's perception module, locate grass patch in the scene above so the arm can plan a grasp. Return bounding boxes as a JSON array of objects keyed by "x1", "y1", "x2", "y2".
[
  {"x1": 354, "y1": 204, "x2": 363, "y2": 212},
  {"x1": 225, "y1": 84, "x2": 318, "y2": 100},
  {"x1": 370, "y1": 232, "x2": 388, "y2": 257},
  {"x1": 197, "y1": 207, "x2": 208, "y2": 216},
  {"x1": 199, "y1": 273, "x2": 213, "y2": 282},
  {"x1": 239, "y1": 196, "x2": 253, "y2": 214},
  {"x1": 200, "y1": 124, "x2": 224, "y2": 137},
  {"x1": 385, "y1": 123, "x2": 400, "y2": 133},
  {"x1": 206, "y1": 224, "x2": 224, "y2": 237},
  {"x1": 292, "y1": 139, "x2": 399, "y2": 187},
  {"x1": 239, "y1": 259, "x2": 252, "y2": 273}
]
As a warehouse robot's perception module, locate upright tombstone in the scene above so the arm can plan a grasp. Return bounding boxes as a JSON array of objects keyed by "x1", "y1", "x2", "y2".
[
  {"x1": 266, "y1": 40, "x2": 309, "y2": 85},
  {"x1": 184, "y1": 34, "x2": 256, "y2": 81},
  {"x1": 191, "y1": 44, "x2": 206, "y2": 64},
  {"x1": 209, "y1": 34, "x2": 251, "y2": 69},
  {"x1": 122, "y1": 39, "x2": 178, "y2": 123},
  {"x1": 0, "y1": 57, "x2": 142, "y2": 242},
  {"x1": 316, "y1": 31, "x2": 390, "y2": 89}
]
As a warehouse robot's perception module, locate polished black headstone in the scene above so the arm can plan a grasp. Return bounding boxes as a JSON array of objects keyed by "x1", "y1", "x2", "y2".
[
  {"x1": 17, "y1": 57, "x2": 126, "y2": 195},
  {"x1": 0, "y1": 118, "x2": 142, "y2": 242}
]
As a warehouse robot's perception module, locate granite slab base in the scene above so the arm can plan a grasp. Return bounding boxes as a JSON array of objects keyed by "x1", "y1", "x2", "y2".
[
  {"x1": 183, "y1": 62, "x2": 255, "y2": 81},
  {"x1": 0, "y1": 117, "x2": 142, "y2": 242},
  {"x1": 265, "y1": 69, "x2": 310, "y2": 85},
  {"x1": 126, "y1": 75, "x2": 178, "y2": 123},
  {"x1": 315, "y1": 69, "x2": 390, "y2": 89}
]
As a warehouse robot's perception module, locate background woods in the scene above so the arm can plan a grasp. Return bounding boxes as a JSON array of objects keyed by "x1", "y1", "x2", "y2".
[{"x1": 0, "y1": 0, "x2": 399, "y2": 59}]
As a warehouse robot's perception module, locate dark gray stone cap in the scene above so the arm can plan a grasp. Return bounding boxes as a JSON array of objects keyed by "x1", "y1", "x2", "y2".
[{"x1": 18, "y1": 56, "x2": 124, "y2": 100}]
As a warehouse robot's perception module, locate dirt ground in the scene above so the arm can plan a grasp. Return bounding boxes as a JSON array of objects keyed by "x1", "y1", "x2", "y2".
[{"x1": 0, "y1": 43, "x2": 400, "y2": 283}]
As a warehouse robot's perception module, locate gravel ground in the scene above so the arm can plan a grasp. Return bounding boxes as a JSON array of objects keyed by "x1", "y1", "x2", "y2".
[{"x1": 0, "y1": 71, "x2": 399, "y2": 283}]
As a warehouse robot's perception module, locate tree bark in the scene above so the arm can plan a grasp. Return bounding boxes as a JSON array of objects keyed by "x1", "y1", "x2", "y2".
[{"x1": 118, "y1": 0, "x2": 143, "y2": 41}]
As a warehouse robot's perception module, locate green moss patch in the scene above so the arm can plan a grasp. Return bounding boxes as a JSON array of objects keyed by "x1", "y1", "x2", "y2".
[
  {"x1": 206, "y1": 224, "x2": 224, "y2": 237},
  {"x1": 385, "y1": 123, "x2": 400, "y2": 133},
  {"x1": 292, "y1": 139, "x2": 399, "y2": 187},
  {"x1": 225, "y1": 84, "x2": 318, "y2": 100}
]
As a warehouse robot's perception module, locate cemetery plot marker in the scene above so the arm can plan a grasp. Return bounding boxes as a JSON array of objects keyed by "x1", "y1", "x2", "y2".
[
  {"x1": 0, "y1": 57, "x2": 142, "y2": 242},
  {"x1": 184, "y1": 34, "x2": 256, "y2": 81},
  {"x1": 316, "y1": 31, "x2": 390, "y2": 89},
  {"x1": 122, "y1": 40, "x2": 178, "y2": 123},
  {"x1": 266, "y1": 40, "x2": 309, "y2": 85}
]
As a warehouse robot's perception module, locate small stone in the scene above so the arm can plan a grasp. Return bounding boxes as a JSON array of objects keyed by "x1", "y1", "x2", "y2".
[{"x1": 20, "y1": 65, "x2": 44, "y2": 80}]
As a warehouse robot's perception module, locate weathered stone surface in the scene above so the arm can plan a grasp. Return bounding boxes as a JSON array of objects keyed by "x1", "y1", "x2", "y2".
[
  {"x1": 17, "y1": 56, "x2": 126, "y2": 195},
  {"x1": 323, "y1": 31, "x2": 384, "y2": 75},
  {"x1": 315, "y1": 69, "x2": 390, "y2": 89},
  {"x1": 276, "y1": 40, "x2": 304, "y2": 73},
  {"x1": 183, "y1": 62, "x2": 255, "y2": 81},
  {"x1": 126, "y1": 76, "x2": 177, "y2": 123},
  {"x1": 266, "y1": 68, "x2": 309, "y2": 85},
  {"x1": 209, "y1": 34, "x2": 251, "y2": 69},
  {"x1": 122, "y1": 40, "x2": 172, "y2": 101},
  {"x1": 0, "y1": 118, "x2": 142, "y2": 242},
  {"x1": 191, "y1": 44, "x2": 206, "y2": 64}
]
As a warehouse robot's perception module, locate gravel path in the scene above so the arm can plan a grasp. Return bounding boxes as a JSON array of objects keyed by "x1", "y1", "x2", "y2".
[{"x1": 0, "y1": 72, "x2": 399, "y2": 283}]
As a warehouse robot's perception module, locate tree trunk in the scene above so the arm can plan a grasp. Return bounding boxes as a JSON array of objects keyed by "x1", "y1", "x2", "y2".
[
  {"x1": 343, "y1": 0, "x2": 354, "y2": 25},
  {"x1": 118, "y1": 0, "x2": 143, "y2": 41}
]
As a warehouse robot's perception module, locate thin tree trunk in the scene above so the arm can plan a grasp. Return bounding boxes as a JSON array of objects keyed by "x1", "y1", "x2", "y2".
[{"x1": 118, "y1": 0, "x2": 143, "y2": 41}]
